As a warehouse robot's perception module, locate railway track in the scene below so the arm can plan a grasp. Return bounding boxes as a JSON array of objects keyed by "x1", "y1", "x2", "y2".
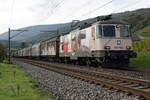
[
  {"x1": 13, "y1": 58, "x2": 150, "y2": 99},
  {"x1": 104, "y1": 67, "x2": 150, "y2": 75}
]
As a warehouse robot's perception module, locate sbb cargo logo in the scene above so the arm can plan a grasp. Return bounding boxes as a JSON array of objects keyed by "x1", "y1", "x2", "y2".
[{"x1": 117, "y1": 40, "x2": 121, "y2": 45}]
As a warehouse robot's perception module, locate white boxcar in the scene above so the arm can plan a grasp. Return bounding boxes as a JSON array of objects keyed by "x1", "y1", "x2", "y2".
[
  {"x1": 32, "y1": 43, "x2": 40, "y2": 57},
  {"x1": 41, "y1": 37, "x2": 57, "y2": 56}
]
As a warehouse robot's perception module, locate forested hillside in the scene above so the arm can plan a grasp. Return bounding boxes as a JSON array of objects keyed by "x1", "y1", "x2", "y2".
[
  {"x1": 111, "y1": 8, "x2": 150, "y2": 37},
  {"x1": 0, "y1": 40, "x2": 21, "y2": 48},
  {"x1": 27, "y1": 8, "x2": 150, "y2": 44},
  {"x1": 122, "y1": 14, "x2": 150, "y2": 37},
  {"x1": 0, "y1": 8, "x2": 150, "y2": 48}
]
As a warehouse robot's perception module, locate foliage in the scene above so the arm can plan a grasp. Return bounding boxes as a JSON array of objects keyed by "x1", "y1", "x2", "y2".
[
  {"x1": 130, "y1": 51, "x2": 150, "y2": 68},
  {"x1": 135, "y1": 25, "x2": 150, "y2": 37},
  {"x1": 0, "y1": 40, "x2": 21, "y2": 49},
  {"x1": 122, "y1": 14, "x2": 150, "y2": 33},
  {"x1": 21, "y1": 42, "x2": 28, "y2": 49},
  {"x1": 130, "y1": 38, "x2": 150, "y2": 67},
  {"x1": 0, "y1": 43, "x2": 5, "y2": 62},
  {"x1": 27, "y1": 8, "x2": 150, "y2": 45},
  {"x1": 0, "y1": 8, "x2": 150, "y2": 48},
  {"x1": 133, "y1": 38, "x2": 150, "y2": 52},
  {"x1": 112, "y1": 8, "x2": 150, "y2": 20},
  {"x1": 0, "y1": 63, "x2": 54, "y2": 100}
]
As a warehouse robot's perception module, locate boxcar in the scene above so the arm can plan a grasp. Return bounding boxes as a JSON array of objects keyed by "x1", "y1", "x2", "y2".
[
  {"x1": 31, "y1": 43, "x2": 41, "y2": 57},
  {"x1": 40, "y1": 37, "x2": 59, "y2": 60}
]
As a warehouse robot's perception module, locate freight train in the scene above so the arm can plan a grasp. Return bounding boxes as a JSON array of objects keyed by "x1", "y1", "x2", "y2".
[{"x1": 14, "y1": 15, "x2": 137, "y2": 67}]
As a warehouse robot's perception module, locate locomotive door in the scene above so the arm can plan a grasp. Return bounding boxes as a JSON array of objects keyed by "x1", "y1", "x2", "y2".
[{"x1": 90, "y1": 26, "x2": 96, "y2": 50}]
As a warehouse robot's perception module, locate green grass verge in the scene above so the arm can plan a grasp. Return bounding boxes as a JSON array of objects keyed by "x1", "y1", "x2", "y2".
[
  {"x1": 130, "y1": 51, "x2": 150, "y2": 68},
  {"x1": 133, "y1": 38, "x2": 150, "y2": 52},
  {"x1": 131, "y1": 38, "x2": 150, "y2": 68},
  {"x1": 0, "y1": 62, "x2": 54, "y2": 100},
  {"x1": 136, "y1": 25, "x2": 150, "y2": 37}
]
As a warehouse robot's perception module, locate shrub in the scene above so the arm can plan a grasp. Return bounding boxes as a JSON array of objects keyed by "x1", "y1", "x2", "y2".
[
  {"x1": 0, "y1": 43, "x2": 5, "y2": 62},
  {"x1": 133, "y1": 39, "x2": 150, "y2": 52}
]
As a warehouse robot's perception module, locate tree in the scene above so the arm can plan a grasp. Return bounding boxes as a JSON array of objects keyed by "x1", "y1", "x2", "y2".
[
  {"x1": 21, "y1": 42, "x2": 28, "y2": 49},
  {"x1": 0, "y1": 43, "x2": 5, "y2": 62}
]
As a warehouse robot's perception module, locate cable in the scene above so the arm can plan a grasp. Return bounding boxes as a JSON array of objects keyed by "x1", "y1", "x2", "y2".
[
  {"x1": 54, "y1": 0, "x2": 65, "y2": 9},
  {"x1": 58, "y1": 0, "x2": 95, "y2": 22},
  {"x1": 10, "y1": 31, "x2": 26, "y2": 39},
  {"x1": 48, "y1": 0, "x2": 65, "y2": 16},
  {"x1": 76, "y1": 0, "x2": 114, "y2": 19},
  {"x1": 40, "y1": 0, "x2": 66, "y2": 24}
]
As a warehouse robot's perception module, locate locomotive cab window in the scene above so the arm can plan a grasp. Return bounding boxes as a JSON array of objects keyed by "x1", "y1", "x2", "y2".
[
  {"x1": 120, "y1": 25, "x2": 130, "y2": 37},
  {"x1": 103, "y1": 25, "x2": 115, "y2": 37},
  {"x1": 97, "y1": 25, "x2": 102, "y2": 38}
]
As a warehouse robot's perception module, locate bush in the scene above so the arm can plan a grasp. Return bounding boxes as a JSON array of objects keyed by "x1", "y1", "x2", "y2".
[
  {"x1": 133, "y1": 39, "x2": 150, "y2": 52},
  {"x1": 130, "y1": 39, "x2": 150, "y2": 67},
  {"x1": 130, "y1": 51, "x2": 150, "y2": 67},
  {"x1": 0, "y1": 43, "x2": 5, "y2": 62}
]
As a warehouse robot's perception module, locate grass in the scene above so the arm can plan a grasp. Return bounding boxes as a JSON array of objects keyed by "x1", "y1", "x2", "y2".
[
  {"x1": 133, "y1": 38, "x2": 150, "y2": 52},
  {"x1": 0, "y1": 62, "x2": 54, "y2": 100},
  {"x1": 130, "y1": 51, "x2": 150, "y2": 68},
  {"x1": 130, "y1": 38, "x2": 150, "y2": 68},
  {"x1": 136, "y1": 25, "x2": 150, "y2": 37}
]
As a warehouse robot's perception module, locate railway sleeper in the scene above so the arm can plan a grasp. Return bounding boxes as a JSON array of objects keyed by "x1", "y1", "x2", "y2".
[{"x1": 17, "y1": 59, "x2": 150, "y2": 99}]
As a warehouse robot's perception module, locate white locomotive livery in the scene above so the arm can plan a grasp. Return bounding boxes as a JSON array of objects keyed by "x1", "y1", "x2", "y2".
[
  {"x1": 15, "y1": 16, "x2": 136, "y2": 67},
  {"x1": 59, "y1": 20, "x2": 136, "y2": 66}
]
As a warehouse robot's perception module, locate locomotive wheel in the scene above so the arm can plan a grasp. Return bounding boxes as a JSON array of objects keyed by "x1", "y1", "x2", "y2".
[
  {"x1": 92, "y1": 60, "x2": 99, "y2": 67},
  {"x1": 78, "y1": 58, "x2": 86, "y2": 66},
  {"x1": 86, "y1": 59, "x2": 91, "y2": 67}
]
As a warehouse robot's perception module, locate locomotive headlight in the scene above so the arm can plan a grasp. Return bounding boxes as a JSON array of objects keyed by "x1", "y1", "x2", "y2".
[
  {"x1": 126, "y1": 46, "x2": 131, "y2": 50},
  {"x1": 104, "y1": 46, "x2": 111, "y2": 49}
]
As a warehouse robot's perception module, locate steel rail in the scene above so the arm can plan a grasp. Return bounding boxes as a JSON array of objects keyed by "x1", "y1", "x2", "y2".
[
  {"x1": 26, "y1": 59, "x2": 150, "y2": 87},
  {"x1": 13, "y1": 58, "x2": 150, "y2": 99}
]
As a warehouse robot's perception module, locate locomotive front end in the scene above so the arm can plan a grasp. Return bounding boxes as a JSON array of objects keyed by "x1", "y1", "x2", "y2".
[{"x1": 95, "y1": 21, "x2": 137, "y2": 66}]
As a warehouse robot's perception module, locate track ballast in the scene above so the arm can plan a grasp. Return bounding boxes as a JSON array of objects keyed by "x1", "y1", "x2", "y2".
[{"x1": 13, "y1": 58, "x2": 150, "y2": 99}]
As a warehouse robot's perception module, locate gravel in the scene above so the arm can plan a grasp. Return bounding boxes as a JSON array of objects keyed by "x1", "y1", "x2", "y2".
[
  {"x1": 87, "y1": 67, "x2": 150, "y2": 81},
  {"x1": 13, "y1": 60, "x2": 146, "y2": 100},
  {"x1": 66, "y1": 64, "x2": 150, "y2": 81}
]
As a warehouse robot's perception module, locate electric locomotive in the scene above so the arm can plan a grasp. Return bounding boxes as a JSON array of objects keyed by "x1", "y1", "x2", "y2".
[
  {"x1": 59, "y1": 17, "x2": 136, "y2": 67},
  {"x1": 15, "y1": 15, "x2": 137, "y2": 67}
]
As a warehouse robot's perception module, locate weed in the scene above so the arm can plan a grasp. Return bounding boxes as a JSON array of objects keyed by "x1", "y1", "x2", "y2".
[
  {"x1": 13, "y1": 71, "x2": 16, "y2": 79},
  {"x1": 10, "y1": 86, "x2": 16, "y2": 96},
  {"x1": 17, "y1": 84, "x2": 20, "y2": 96},
  {"x1": 0, "y1": 63, "x2": 54, "y2": 100}
]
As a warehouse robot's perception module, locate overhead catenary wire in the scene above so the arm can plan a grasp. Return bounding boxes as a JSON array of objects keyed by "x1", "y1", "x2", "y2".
[
  {"x1": 10, "y1": 30, "x2": 27, "y2": 39},
  {"x1": 40, "y1": 0, "x2": 114, "y2": 25},
  {"x1": 61, "y1": 0, "x2": 142, "y2": 23},
  {"x1": 40, "y1": 0, "x2": 66, "y2": 24},
  {"x1": 76, "y1": 0, "x2": 114, "y2": 19},
  {"x1": 48, "y1": 0, "x2": 66, "y2": 17},
  {"x1": 40, "y1": 0, "x2": 55, "y2": 19},
  {"x1": 59, "y1": 0, "x2": 96, "y2": 22},
  {"x1": 54, "y1": 0, "x2": 65, "y2": 9}
]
